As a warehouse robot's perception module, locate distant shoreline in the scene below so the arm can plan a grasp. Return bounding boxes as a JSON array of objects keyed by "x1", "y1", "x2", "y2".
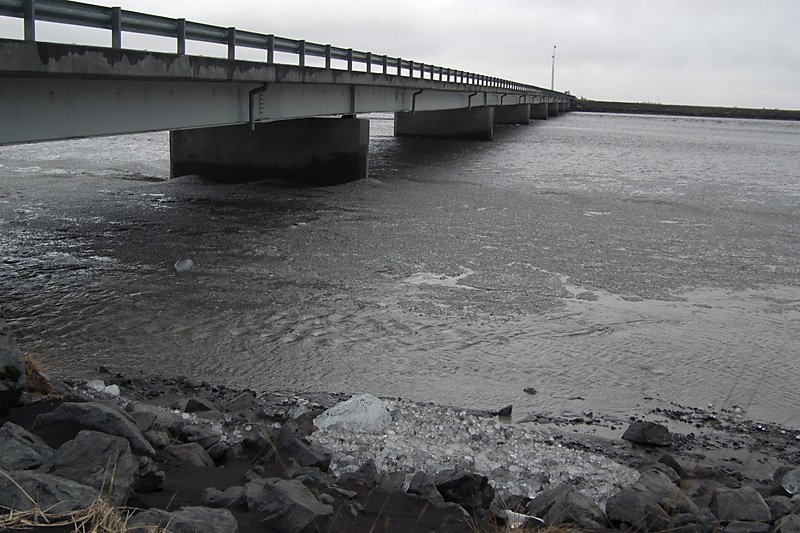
[{"x1": 573, "y1": 99, "x2": 800, "y2": 121}]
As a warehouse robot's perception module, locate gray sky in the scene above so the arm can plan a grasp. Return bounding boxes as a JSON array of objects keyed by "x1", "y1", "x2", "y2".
[{"x1": 3, "y1": 0, "x2": 799, "y2": 109}]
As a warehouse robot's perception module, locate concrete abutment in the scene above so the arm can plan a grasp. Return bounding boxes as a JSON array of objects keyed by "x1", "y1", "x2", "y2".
[
  {"x1": 493, "y1": 104, "x2": 531, "y2": 125},
  {"x1": 170, "y1": 117, "x2": 369, "y2": 186},
  {"x1": 394, "y1": 107, "x2": 494, "y2": 141}
]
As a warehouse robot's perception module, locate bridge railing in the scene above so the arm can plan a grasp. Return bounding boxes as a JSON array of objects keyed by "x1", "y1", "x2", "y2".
[{"x1": 0, "y1": 0, "x2": 555, "y2": 95}]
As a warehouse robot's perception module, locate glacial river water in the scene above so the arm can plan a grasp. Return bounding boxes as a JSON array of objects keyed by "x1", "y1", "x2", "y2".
[{"x1": 1, "y1": 112, "x2": 799, "y2": 428}]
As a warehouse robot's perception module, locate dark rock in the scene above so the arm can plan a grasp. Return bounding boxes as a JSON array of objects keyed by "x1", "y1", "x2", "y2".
[
  {"x1": 606, "y1": 488, "x2": 645, "y2": 528},
  {"x1": 523, "y1": 387, "x2": 538, "y2": 395},
  {"x1": 179, "y1": 424, "x2": 221, "y2": 449},
  {"x1": 276, "y1": 420, "x2": 331, "y2": 471},
  {"x1": 0, "y1": 421, "x2": 55, "y2": 470},
  {"x1": 123, "y1": 402, "x2": 157, "y2": 432},
  {"x1": 226, "y1": 392, "x2": 257, "y2": 412},
  {"x1": 724, "y1": 521, "x2": 772, "y2": 533},
  {"x1": 244, "y1": 478, "x2": 333, "y2": 533},
  {"x1": 432, "y1": 469, "x2": 495, "y2": 513},
  {"x1": 0, "y1": 470, "x2": 97, "y2": 513},
  {"x1": 286, "y1": 465, "x2": 336, "y2": 486},
  {"x1": 709, "y1": 486, "x2": 771, "y2": 523},
  {"x1": 206, "y1": 440, "x2": 229, "y2": 464},
  {"x1": 133, "y1": 455, "x2": 164, "y2": 493},
  {"x1": 380, "y1": 470, "x2": 407, "y2": 492},
  {"x1": 765, "y1": 495, "x2": 794, "y2": 522},
  {"x1": 0, "y1": 318, "x2": 25, "y2": 407},
  {"x1": 339, "y1": 459, "x2": 380, "y2": 487},
  {"x1": 496, "y1": 405, "x2": 513, "y2": 417},
  {"x1": 164, "y1": 442, "x2": 215, "y2": 467},
  {"x1": 659, "y1": 453, "x2": 689, "y2": 479},
  {"x1": 631, "y1": 469, "x2": 681, "y2": 504},
  {"x1": 780, "y1": 467, "x2": 800, "y2": 496},
  {"x1": 648, "y1": 461, "x2": 682, "y2": 484},
  {"x1": 778, "y1": 515, "x2": 800, "y2": 533},
  {"x1": 622, "y1": 421, "x2": 672, "y2": 446},
  {"x1": 201, "y1": 485, "x2": 245, "y2": 508},
  {"x1": 33, "y1": 401, "x2": 155, "y2": 456},
  {"x1": 526, "y1": 484, "x2": 606, "y2": 529},
  {"x1": 185, "y1": 396, "x2": 217, "y2": 413},
  {"x1": 641, "y1": 502, "x2": 671, "y2": 532},
  {"x1": 332, "y1": 487, "x2": 357, "y2": 500},
  {"x1": 143, "y1": 429, "x2": 172, "y2": 449},
  {"x1": 128, "y1": 506, "x2": 238, "y2": 533},
  {"x1": 49, "y1": 430, "x2": 137, "y2": 505},
  {"x1": 408, "y1": 470, "x2": 446, "y2": 506}
]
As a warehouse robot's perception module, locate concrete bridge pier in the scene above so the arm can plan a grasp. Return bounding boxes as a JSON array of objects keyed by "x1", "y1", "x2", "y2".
[
  {"x1": 548, "y1": 103, "x2": 559, "y2": 117},
  {"x1": 493, "y1": 104, "x2": 531, "y2": 125},
  {"x1": 394, "y1": 107, "x2": 494, "y2": 141},
  {"x1": 170, "y1": 117, "x2": 369, "y2": 186},
  {"x1": 530, "y1": 103, "x2": 549, "y2": 120}
]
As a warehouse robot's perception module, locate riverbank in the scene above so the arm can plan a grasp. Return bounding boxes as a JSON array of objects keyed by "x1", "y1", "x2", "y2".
[
  {"x1": 3, "y1": 362, "x2": 800, "y2": 531},
  {"x1": 573, "y1": 99, "x2": 800, "y2": 121}
]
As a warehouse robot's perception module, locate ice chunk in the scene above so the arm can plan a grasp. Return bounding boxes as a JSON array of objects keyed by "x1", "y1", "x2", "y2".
[
  {"x1": 314, "y1": 393, "x2": 391, "y2": 431},
  {"x1": 87, "y1": 379, "x2": 105, "y2": 391}
]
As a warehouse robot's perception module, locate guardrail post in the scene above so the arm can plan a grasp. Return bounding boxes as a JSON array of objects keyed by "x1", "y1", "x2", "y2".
[
  {"x1": 298, "y1": 40, "x2": 305, "y2": 67},
  {"x1": 227, "y1": 27, "x2": 236, "y2": 61},
  {"x1": 325, "y1": 44, "x2": 331, "y2": 69},
  {"x1": 266, "y1": 35, "x2": 274, "y2": 64},
  {"x1": 347, "y1": 48, "x2": 353, "y2": 72},
  {"x1": 396, "y1": 58, "x2": 402, "y2": 76},
  {"x1": 23, "y1": 0, "x2": 35, "y2": 41},
  {"x1": 382, "y1": 55, "x2": 388, "y2": 75},
  {"x1": 366, "y1": 52, "x2": 372, "y2": 73},
  {"x1": 177, "y1": 19, "x2": 186, "y2": 55},
  {"x1": 111, "y1": 7, "x2": 121, "y2": 49}
]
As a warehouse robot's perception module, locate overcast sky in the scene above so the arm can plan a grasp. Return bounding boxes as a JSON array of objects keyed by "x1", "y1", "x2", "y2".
[{"x1": 3, "y1": 0, "x2": 798, "y2": 110}]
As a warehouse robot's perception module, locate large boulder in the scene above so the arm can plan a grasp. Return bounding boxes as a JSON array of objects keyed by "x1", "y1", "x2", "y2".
[
  {"x1": 314, "y1": 393, "x2": 391, "y2": 431},
  {"x1": 33, "y1": 401, "x2": 155, "y2": 456},
  {"x1": 127, "y1": 506, "x2": 238, "y2": 533},
  {"x1": 0, "y1": 421, "x2": 54, "y2": 470},
  {"x1": 622, "y1": 421, "x2": 672, "y2": 446},
  {"x1": 0, "y1": 470, "x2": 97, "y2": 513},
  {"x1": 277, "y1": 420, "x2": 331, "y2": 471},
  {"x1": 49, "y1": 430, "x2": 137, "y2": 505},
  {"x1": 243, "y1": 478, "x2": 333, "y2": 533},
  {"x1": 432, "y1": 469, "x2": 495, "y2": 514},
  {"x1": 527, "y1": 484, "x2": 607, "y2": 529},
  {"x1": 709, "y1": 486, "x2": 771, "y2": 523},
  {"x1": 0, "y1": 317, "x2": 26, "y2": 409}
]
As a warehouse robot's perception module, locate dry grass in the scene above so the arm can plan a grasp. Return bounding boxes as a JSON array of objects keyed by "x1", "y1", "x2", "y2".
[{"x1": 24, "y1": 354, "x2": 57, "y2": 397}]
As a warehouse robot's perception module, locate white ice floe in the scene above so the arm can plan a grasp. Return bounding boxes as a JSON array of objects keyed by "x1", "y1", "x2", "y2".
[
  {"x1": 313, "y1": 393, "x2": 392, "y2": 431},
  {"x1": 311, "y1": 399, "x2": 637, "y2": 505}
]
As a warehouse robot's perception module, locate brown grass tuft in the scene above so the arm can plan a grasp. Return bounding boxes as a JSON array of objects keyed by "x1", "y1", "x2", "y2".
[{"x1": 24, "y1": 354, "x2": 57, "y2": 397}]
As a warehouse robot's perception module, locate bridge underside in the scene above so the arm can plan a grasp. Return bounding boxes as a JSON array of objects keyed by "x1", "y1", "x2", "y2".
[{"x1": 0, "y1": 39, "x2": 572, "y2": 185}]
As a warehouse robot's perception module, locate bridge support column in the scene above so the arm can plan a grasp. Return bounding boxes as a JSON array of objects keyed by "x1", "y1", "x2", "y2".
[
  {"x1": 530, "y1": 103, "x2": 549, "y2": 120},
  {"x1": 394, "y1": 107, "x2": 494, "y2": 141},
  {"x1": 493, "y1": 104, "x2": 531, "y2": 125},
  {"x1": 548, "y1": 103, "x2": 559, "y2": 117},
  {"x1": 170, "y1": 117, "x2": 369, "y2": 185}
]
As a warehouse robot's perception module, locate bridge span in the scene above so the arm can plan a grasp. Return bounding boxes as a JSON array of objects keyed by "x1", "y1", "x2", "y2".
[{"x1": 0, "y1": 0, "x2": 574, "y2": 184}]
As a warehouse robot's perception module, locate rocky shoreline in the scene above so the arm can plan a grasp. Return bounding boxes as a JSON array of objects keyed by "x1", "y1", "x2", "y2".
[{"x1": 4, "y1": 319, "x2": 800, "y2": 532}]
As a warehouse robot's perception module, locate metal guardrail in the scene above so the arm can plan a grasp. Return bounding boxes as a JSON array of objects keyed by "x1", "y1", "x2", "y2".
[{"x1": 0, "y1": 0, "x2": 555, "y2": 95}]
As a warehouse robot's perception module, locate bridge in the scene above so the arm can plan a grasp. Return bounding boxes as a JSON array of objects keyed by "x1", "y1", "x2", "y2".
[{"x1": 0, "y1": 0, "x2": 574, "y2": 185}]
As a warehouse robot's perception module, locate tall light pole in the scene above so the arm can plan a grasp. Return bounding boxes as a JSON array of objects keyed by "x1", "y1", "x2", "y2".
[{"x1": 551, "y1": 45, "x2": 556, "y2": 90}]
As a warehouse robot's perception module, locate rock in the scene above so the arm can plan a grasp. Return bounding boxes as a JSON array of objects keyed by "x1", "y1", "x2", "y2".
[
  {"x1": 658, "y1": 453, "x2": 689, "y2": 479},
  {"x1": 724, "y1": 522, "x2": 772, "y2": 533},
  {"x1": 526, "y1": 484, "x2": 607, "y2": 529},
  {"x1": 133, "y1": 456, "x2": 165, "y2": 493},
  {"x1": 0, "y1": 317, "x2": 26, "y2": 407},
  {"x1": 765, "y1": 495, "x2": 794, "y2": 522},
  {"x1": 622, "y1": 421, "x2": 672, "y2": 446},
  {"x1": 314, "y1": 393, "x2": 391, "y2": 431},
  {"x1": 173, "y1": 258, "x2": 195, "y2": 273},
  {"x1": 201, "y1": 485, "x2": 245, "y2": 508},
  {"x1": 631, "y1": 469, "x2": 681, "y2": 505},
  {"x1": 432, "y1": 469, "x2": 495, "y2": 513},
  {"x1": 780, "y1": 467, "x2": 800, "y2": 496},
  {"x1": 779, "y1": 515, "x2": 800, "y2": 533},
  {"x1": 244, "y1": 478, "x2": 333, "y2": 533},
  {"x1": 128, "y1": 506, "x2": 237, "y2": 533},
  {"x1": 33, "y1": 401, "x2": 155, "y2": 456},
  {"x1": 124, "y1": 402, "x2": 158, "y2": 432},
  {"x1": 606, "y1": 488, "x2": 645, "y2": 528},
  {"x1": 179, "y1": 424, "x2": 221, "y2": 449},
  {"x1": 408, "y1": 470, "x2": 446, "y2": 506},
  {"x1": 495, "y1": 405, "x2": 513, "y2": 417},
  {"x1": 49, "y1": 430, "x2": 137, "y2": 505},
  {"x1": 709, "y1": 486, "x2": 771, "y2": 523},
  {"x1": 0, "y1": 421, "x2": 55, "y2": 470},
  {"x1": 338, "y1": 459, "x2": 380, "y2": 487},
  {"x1": 523, "y1": 387, "x2": 538, "y2": 395},
  {"x1": 185, "y1": 396, "x2": 217, "y2": 413},
  {"x1": 0, "y1": 470, "x2": 97, "y2": 513},
  {"x1": 277, "y1": 420, "x2": 331, "y2": 471},
  {"x1": 164, "y1": 442, "x2": 216, "y2": 467}
]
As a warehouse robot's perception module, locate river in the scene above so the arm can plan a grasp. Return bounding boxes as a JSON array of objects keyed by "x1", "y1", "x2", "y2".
[{"x1": 1, "y1": 112, "x2": 798, "y2": 428}]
